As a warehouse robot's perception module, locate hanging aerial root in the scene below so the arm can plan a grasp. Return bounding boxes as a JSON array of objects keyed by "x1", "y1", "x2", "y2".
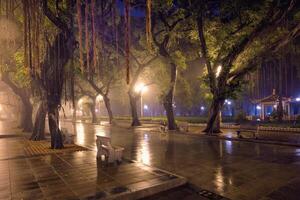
[
  {"x1": 146, "y1": 0, "x2": 152, "y2": 48},
  {"x1": 124, "y1": 0, "x2": 131, "y2": 84},
  {"x1": 85, "y1": 0, "x2": 90, "y2": 74},
  {"x1": 76, "y1": 0, "x2": 84, "y2": 72},
  {"x1": 113, "y1": 0, "x2": 119, "y2": 66},
  {"x1": 91, "y1": 0, "x2": 96, "y2": 73}
]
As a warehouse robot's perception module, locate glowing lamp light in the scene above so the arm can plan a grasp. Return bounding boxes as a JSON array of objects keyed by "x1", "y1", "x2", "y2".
[
  {"x1": 216, "y1": 65, "x2": 222, "y2": 77},
  {"x1": 201, "y1": 106, "x2": 205, "y2": 111},
  {"x1": 225, "y1": 99, "x2": 231, "y2": 105},
  {"x1": 256, "y1": 105, "x2": 261, "y2": 110},
  {"x1": 95, "y1": 109, "x2": 99, "y2": 113},
  {"x1": 296, "y1": 98, "x2": 300, "y2": 102},
  {"x1": 144, "y1": 105, "x2": 149, "y2": 110},
  {"x1": 135, "y1": 83, "x2": 148, "y2": 93},
  {"x1": 78, "y1": 99, "x2": 83, "y2": 106},
  {"x1": 96, "y1": 94, "x2": 103, "y2": 102}
]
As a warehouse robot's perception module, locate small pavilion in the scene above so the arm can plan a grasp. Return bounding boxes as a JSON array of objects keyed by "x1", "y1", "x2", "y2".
[{"x1": 254, "y1": 89, "x2": 291, "y2": 120}]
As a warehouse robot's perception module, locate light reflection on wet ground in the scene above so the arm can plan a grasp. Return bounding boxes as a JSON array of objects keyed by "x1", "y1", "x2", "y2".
[{"x1": 59, "y1": 121, "x2": 300, "y2": 199}]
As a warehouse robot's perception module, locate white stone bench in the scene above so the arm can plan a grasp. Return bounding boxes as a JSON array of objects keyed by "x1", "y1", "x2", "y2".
[
  {"x1": 178, "y1": 122, "x2": 189, "y2": 132},
  {"x1": 96, "y1": 135, "x2": 124, "y2": 163}
]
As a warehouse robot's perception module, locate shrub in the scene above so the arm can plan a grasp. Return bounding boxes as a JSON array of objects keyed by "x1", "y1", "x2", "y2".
[
  {"x1": 296, "y1": 115, "x2": 300, "y2": 123},
  {"x1": 234, "y1": 111, "x2": 247, "y2": 123}
]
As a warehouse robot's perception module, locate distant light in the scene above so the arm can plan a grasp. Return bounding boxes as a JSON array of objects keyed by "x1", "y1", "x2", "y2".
[
  {"x1": 201, "y1": 106, "x2": 205, "y2": 110},
  {"x1": 216, "y1": 65, "x2": 222, "y2": 77},
  {"x1": 257, "y1": 118, "x2": 261, "y2": 121},
  {"x1": 144, "y1": 105, "x2": 148, "y2": 110},
  {"x1": 78, "y1": 99, "x2": 83, "y2": 106},
  {"x1": 227, "y1": 101, "x2": 232, "y2": 105},
  {"x1": 256, "y1": 105, "x2": 261, "y2": 110},
  {"x1": 273, "y1": 105, "x2": 277, "y2": 108},
  {"x1": 95, "y1": 109, "x2": 99, "y2": 113},
  {"x1": 296, "y1": 98, "x2": 300, "y2": 102},
  {"x1": 96, "y1": 94, "x2": 103, "y2": 102},
  {"x1": 144, "y1": 133, "x2": 149, "y2": 140}
]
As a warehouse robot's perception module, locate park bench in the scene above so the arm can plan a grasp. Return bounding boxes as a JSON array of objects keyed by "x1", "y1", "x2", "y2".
[
  {"x1": 178, "y1": 121, "x2": 189, "y2": 132},
  {"x1": 96, "y1": 135, "x2": 124, "y2": 163},
  {"x1": 159, "y1": 121, "x2": 168, "y2": 133},
  {"x1": 236, "y1": 123, "x2": 259, "y2": 139}
]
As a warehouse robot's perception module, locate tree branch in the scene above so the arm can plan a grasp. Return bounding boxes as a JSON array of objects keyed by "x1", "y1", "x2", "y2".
[
  {"x1": 228, "y1": 21, "x2": 300, "y2": 83},
  {"x1": 196, "y1": 10, "x2": 216, "y2": 92},
  {"x1": 222, "y1": 0, "x2": 296, "y2": 68},
  {"x1": 42, "y1": 0, "x2": 69, "y2": 33}
]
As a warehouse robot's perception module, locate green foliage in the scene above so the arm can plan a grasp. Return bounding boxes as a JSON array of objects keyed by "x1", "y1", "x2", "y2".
[
  {"x1": 12, "y1": 52, "x2": 31, "y2": 88},
  {"x1": 234, "y1": 111, "x2": 247, "y2": 123},
  {"x1": 296, "y1": 115, "x2": 300, "y2": 123},
  {"x1": 171, "y1": 51, "x2": 187, "y2": 70}
]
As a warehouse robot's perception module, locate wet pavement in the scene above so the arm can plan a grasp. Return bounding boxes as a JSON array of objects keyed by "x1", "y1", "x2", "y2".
[
  {"x1": 0, "y1": 121, "x2": 187, "y2": 200},
  {"x1": 60, "y1": 121, "x2": 300, "y2": 200}
]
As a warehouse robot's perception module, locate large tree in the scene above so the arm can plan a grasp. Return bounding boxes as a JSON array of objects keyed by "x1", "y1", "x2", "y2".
[
  {"x1": 25, "y1": 0, "x2": 77, "y2": 148},
  {"x1": 0, "y1": 1, "x2": 34, "y2": 132},
  {"x1": 150, "y1": 1, "x2": 193, "y2": 130},
  {"x1": 180, "y1": 0, "x2": 300, "y2": 133}
]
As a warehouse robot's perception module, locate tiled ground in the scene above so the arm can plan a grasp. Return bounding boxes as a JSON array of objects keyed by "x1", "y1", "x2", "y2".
[
  {"x1": 0, "y1": 133, "x2": 186, "y2": 200},
  {"x1": 59, "y1": 121, "x2": 300, "y2": 200}
]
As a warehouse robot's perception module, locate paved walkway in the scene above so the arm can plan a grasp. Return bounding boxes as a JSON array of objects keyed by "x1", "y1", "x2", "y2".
[
  {"x1": 0, "y1": 121, "x2": 187, "y2": 200},
  {"x1": 60, "y1": 121, "x2": 300, "y2": 200}
]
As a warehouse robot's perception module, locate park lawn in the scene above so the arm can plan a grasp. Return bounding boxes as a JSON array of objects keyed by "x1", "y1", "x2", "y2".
[{"x1": 90, "y1": 116, "x2": 300, "y2": 128}]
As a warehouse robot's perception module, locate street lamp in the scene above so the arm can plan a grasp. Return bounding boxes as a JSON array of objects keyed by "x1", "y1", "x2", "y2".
[
  {"x1": 135, "y1": 83, "x2": 148, "y2": 117},
  {"x1": 96, "y1": 94, "x2": 103, "y2": 116}
]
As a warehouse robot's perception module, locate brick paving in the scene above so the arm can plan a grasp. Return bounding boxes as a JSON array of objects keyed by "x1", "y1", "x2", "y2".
[
  {"x1": 0, "y1": 132, "x2": 186, "y2": 200},
  {"x1": 60, "y1": 121, "x2": 300, "y2": 200}
]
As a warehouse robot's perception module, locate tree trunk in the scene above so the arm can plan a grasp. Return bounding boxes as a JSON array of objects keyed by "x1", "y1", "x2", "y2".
[
  {"x1": 90, "y1": 100, "x2": 97, "y2": 123},
  {"x1": 163, "y1": 62, "x2": 177, "y2": 130},
  {"x1": 203, "y1": 98, "x2": 223, "y2": 134},
  {"x1": 20, "y1": 98, "x2": 33, "y2": 132},
  {"x1": 278, "y1": 58, "x2": 283, "y2": 122},
  {"x1": 163, "y1": 94, "x2": 177, "y2": 130},
  {"x1": 48, "y1": 103, "x2": 63, "y2": 149},
  {"x1": 72, "y1": 104, "x2": 77, "y2": 121},
  {"x1": 40, "y1": 2, "x2": 75, "y2": 149},
  {"x1": 103, "y1": 95, "x2": 114, "y2": 124},
  {"x1": 30, "y1": 101, "x2": 47, "y2": 140},
  {"x1": 1, "y1": 73, "x2": 33, "y2": 132},
  {"x1": 278, "y1": 95, "x2": 283, "y2": 122},
  {"x1": 128, "y1": 91, "x2": 141, "y2": 126}
]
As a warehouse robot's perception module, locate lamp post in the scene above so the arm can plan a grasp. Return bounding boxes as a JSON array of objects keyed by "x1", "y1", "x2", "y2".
[
  {"x1": 135, "y1": 83, "x2": 148, "y2": 117},
  {"x1": 96, "y1": 94, "x2": 103, "y2": 116}
]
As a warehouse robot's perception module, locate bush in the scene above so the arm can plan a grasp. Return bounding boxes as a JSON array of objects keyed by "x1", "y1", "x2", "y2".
[
  {"x1": 270, "y1": 110, "x2": 278, "y2": 121},
  {"x1": 296, "y1": 115, "x2": 300, "y2": 123},
  {"x1": 234, "y1": 111, "x2": 247, "y2": 123}
]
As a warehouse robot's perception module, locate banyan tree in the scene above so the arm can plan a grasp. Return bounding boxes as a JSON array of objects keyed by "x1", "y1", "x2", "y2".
[
  {"x1": 21, "y1": 0, "x2": 167, "y2": 148},
  {"x1": 23, "y1": 0, "x2": 76, "y2": 148}
]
